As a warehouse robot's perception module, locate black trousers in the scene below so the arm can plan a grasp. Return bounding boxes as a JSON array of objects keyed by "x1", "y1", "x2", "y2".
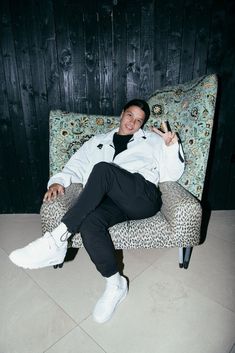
[{"x1": 62, "y1": 162, "x2": 162, "y2": 277}]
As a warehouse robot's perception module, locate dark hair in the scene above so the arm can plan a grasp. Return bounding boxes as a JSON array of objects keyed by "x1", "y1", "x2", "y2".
[{"x1": 123, "y1": 99, "x2": 150, "y2": 128}]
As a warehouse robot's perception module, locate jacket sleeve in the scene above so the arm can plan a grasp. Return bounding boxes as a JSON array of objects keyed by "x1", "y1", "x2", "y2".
[
  {"x1": 158, "y1": 140, "x2": 185, "y2": 182},
  {"x1": 47, "y1": 136, "x2": 95, "y2": 189}
]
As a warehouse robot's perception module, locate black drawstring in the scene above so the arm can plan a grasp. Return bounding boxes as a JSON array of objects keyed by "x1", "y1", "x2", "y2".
[{"x1": 176, "y1": 133, "x2": 185, "y2": 163}]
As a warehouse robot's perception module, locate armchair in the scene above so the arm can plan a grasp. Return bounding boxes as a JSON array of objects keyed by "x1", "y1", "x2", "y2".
[{"x1": 40, "y1": 74, "x2": 218, "y2": 268}]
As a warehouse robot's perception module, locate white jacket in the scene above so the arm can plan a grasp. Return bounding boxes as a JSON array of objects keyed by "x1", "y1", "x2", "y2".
[{"x1": 48, "y1": 128, "x2": 185, "y2": 188}]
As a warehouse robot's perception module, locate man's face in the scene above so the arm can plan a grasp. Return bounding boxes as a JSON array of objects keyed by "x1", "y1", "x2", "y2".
[{"x1": 118, "y1": 106, "x2": 145, "y2": 135}]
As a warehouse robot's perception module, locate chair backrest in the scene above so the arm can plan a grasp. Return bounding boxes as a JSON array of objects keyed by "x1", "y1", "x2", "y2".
[
  {"x1": 49, "y1": 112, "x2": 120, "y2": 175},
  {"x1": 49, "y1": 74, "x2": 218, "y2": 200},
  {"x1": 147, "y1": 74, "x2": 218, "y2": 200}
]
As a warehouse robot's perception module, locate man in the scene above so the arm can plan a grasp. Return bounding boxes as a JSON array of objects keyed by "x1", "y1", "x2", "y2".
[{"x1": 9, "y1": 99, "x2": 184, "y2": 323}]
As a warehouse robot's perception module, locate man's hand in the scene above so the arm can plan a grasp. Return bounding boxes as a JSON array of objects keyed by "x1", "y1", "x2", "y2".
[
  {"x1": 43, "y1": 183, "x2": 65, "y2": 202},
  {"x1": 150, "y1": 122, "x2": 178, "y2": 146}
]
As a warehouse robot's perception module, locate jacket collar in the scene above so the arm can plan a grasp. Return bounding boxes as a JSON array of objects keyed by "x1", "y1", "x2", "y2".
[{"x1": 103, "y1": 127, "x2": 146, "y2": 143}]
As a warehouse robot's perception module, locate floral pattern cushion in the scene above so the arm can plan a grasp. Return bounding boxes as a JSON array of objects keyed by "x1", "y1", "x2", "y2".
[{"x1": 49, "y1": 74, "x2": 218, "y2": 200}]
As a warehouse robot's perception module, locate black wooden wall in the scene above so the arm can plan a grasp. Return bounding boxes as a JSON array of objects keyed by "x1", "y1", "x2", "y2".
[{"x1": 0, "y1": 0, "x2": 235, "y2": 212}]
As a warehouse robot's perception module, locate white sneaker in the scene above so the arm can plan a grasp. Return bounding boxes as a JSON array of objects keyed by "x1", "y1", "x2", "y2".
[
  {"x1": 9, "y1": 232, "x2": 67, "y2": 269},
  {"x1": 93, "y1": 276, "x2": 128, "y2": 323}
]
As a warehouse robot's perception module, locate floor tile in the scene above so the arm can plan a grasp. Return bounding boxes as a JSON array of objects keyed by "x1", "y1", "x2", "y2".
[
  {"x1": 0, "y1": 214, "x2": 42, "y2": 254},
  {"x1": 45, "y1": 326, "x2": 105, "y2": 353},
  {"x1": 80, "y1": 265, "x2": 235, "y2": 353},
  {"x1": 121, "y1": 247, "x2": 169, "y2": 280},
  {"x1": 25, "y1": 247, "x2": 166, "y2": 324},
  {"x1": 152, "y1": 233, "x2": 235, "y2": 312},
  {"x1": 25, "y1": 248, "x2": 104, "y2": 324},
  {"x1": 208, "y1": 210, "x2": 235, "y2": 243},
  {"x1": 0, "y1": 249, "x2": 76, "y2": 353}
]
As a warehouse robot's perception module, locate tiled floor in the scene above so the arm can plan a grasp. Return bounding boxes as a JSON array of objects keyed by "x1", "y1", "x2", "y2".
[{"x1": 0, "y1": 211, "x2": 235, "y2": 353}]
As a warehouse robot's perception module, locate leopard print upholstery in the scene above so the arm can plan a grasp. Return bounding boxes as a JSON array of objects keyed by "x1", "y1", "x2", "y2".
[
  {"x1": 40, "y1": 183, "x2": 83, "y2": 234},
  {"x1": 40, "y1": 181, "x2": 202, "y2": 249}
]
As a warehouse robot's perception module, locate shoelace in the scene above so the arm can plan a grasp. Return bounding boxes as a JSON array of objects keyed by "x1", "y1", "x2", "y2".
[{"x1": 60, "y1": 231, "x2": 70, "y2": 242}]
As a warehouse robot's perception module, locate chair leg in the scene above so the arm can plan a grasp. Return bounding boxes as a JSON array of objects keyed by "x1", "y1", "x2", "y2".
[
  {"x1": 53, "y1": 263, "x2": 64, "y2": 269},
  {"x1": 183, "y1": 246, "x2": 192, "y2": 269},
  {"x1": 178, "y1": 247, "x2": 184, "y2": 268},
  {"x1": 178, "y1": 246, "x2": 193, "y2": 269}
]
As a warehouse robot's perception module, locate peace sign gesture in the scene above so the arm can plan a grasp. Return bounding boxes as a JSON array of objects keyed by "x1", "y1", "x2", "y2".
[{"x1": 150, "y1": 121, "x2": 178, "y2": 146}]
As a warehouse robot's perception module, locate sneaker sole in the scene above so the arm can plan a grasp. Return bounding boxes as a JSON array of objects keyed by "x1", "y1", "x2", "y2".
[{"x1": 9, "y1": 254, "x2": 65, "y2": 270}]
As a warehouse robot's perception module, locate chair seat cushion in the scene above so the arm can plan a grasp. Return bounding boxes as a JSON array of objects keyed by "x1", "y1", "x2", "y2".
[
  {"x1": 72, "y1": 212, "x2": 173, "y2": 249},
  {"x1": 40, "y1": 182, "x2": 202, "y2": 250}
]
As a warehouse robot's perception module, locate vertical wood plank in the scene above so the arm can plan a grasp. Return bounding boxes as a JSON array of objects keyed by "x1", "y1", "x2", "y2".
[
  {"x1": 192, "y1": 0, "x2": 212, "y2": 78},
  {"x1": 10, "y1": 0, "x2": 43, "y2": 209},
  {"x1": 205, "y1": 0, "x2": 231, "y2": 209},
  {"x1": 126, "y1": 0, "x2": 141, "y2": 101},
  {"x1": 227, "y1": 161, "x2": 235, "y2": 209},
  {"x1": 26, "y1": 0, "x2": 50, "y2": 191},
  {"x1": 67, "y1": 3, "x2": 88, "y2": 113},
  {"x1": 179, "y1": 0, "x2": 197, "y2": 83},
  {"x1": 1, "y1": 0, "x2": 32, "y2": 211},
  {"x1": 224, "y1": 0, "x2": 235, "y2": 208},
  {"x1": 0, "y1": 140, "x2": 12, "y2": 212},
  {"x1": 113, "y1": 0, "x2": 127, "y2": 113},
  {"x1": 165, "y1": 0, "x2": 184, "y2": 86},
  {"x1": 0, "y1": 49, "x2": 16, "y2": 212},
  {"x1": 83, "y1": 3, "x2": 100, "y2": 113},
  {"x1": 39, "y1": 0, "x2": 61, "y2": 110},
  {"x1": 98, "y1": 3, "x2": 114, "y2": 115},
  {"x1": 53, "y1": 0, "x2": 74, "y2": 111},
  {"x1": 153, "y1": 0, "x2": 171, "y2": 89},
  {"x1": 139, "y1": 0, "x2": 154, "y2": 99}
]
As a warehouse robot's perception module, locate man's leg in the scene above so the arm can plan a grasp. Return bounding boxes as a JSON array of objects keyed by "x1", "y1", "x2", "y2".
[
  {"x1": 63, "y1": 163, "x2": 161, "y2": 324},
  {"x1": 79, "y1": 197, "x2": 128, "y2": 323},
  {"x1": 79, "y1": 196, "x2": 128, "y2": 277},
  {"x1": 62, "y1": 161, "x2": 161, "y2": 234}
]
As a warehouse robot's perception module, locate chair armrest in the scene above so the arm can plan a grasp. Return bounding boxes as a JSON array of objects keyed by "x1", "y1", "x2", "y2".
[
  {"x1": 59, "y1": 183, "x2": 83, "y2": 209},
  {"x1": 159, "y1": 181, "x2": 202, "y2": 245},
  {"x1": 40, "y1": 183, "x2": 83, "y2": 234}
]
